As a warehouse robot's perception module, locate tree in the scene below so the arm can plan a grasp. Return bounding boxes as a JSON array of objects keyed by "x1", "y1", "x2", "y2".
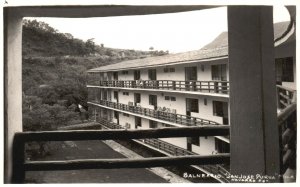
[{"x1": 85, "y1": 38, "x2": 96, "y2": 55}]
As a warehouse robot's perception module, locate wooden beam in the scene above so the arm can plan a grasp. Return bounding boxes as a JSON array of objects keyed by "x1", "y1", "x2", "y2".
[
  {"x1": 14, "y1": 126, "x2": 229, "y2": 142},
  {"x1": 7, "y1": 5, "x2": 218, "y2": 18},
  {"x1": 24, "y1": 154, "x2": 230, "y2": 171}
]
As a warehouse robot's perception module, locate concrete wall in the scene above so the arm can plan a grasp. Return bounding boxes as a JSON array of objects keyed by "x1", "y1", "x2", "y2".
[
  {"x1": 118, "y1": 113, "x2": 135, "y2": 129},
  {"x1": 160, "y1": 137, "x2": 188, "y2": 149},
  {"x1": 118, "y1": 90, "x2": 134, "y2": 105},
  {"x1": 114, "y1": 60, "x2": 228, "y2": 82},
  {"x1": 192, "y1": 137, "x2": 216, "y2": 155},
  {"x1": 117, "y1": 70, "x2": 134, "y2": 80},
  {"x1": 191, "y1": 97, "x2": 224, "y2": 124}
]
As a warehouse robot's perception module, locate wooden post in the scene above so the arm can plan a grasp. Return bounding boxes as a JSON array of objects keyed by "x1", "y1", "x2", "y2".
[
  {"x1": 228, "y1": 6, "x2": 280, "y2": 182},
  {"x1": 11, "y1": 135, "x2": 25, "y2": 183}
]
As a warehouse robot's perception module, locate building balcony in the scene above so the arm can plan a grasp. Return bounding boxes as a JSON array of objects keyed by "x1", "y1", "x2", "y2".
[
  {"x1": 87, "y1": 80, "x2": 229, "y2": 96},
  {"x1": 98, "y1": 118, "x2": 231, "y2": 183},
  {"x1": 88, "y1": 99, "x2": 222, "y2": 127}
]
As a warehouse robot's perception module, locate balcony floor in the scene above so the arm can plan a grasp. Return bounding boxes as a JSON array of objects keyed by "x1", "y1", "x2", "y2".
[{"x1": 25, "y1": 140, "x2": 169, "y2": 183}]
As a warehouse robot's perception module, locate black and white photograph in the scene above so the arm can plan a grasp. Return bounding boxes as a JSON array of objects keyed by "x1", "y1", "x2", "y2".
[{"x1": 2, "y1": 0, "x2": 298, "y2": 184}]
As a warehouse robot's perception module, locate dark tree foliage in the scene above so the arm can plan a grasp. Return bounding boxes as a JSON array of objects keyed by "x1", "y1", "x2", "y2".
[
  {"x1": 22, "y1": 19, "x2": 168, "y2": 132},
  {"x1": 22, "y1": 19, "x2": 96, "y2": 57}
]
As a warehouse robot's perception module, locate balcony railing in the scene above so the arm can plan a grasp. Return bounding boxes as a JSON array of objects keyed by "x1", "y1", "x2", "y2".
[
  {"x1": 98, "y1": 118, "x2": 230, "y2": 183},
  {"x1": 88, "y1": 80, "x2": 229, "y2": 94},
  {"x1": 98, "y1": 118, "x2": 194, "y2": 156},
  {"x1": 89, "y1": 100, "x2": 222, "y2": 126},
  {"x1": 11, "y1": 126, "x2": 230, "y2": 183}
]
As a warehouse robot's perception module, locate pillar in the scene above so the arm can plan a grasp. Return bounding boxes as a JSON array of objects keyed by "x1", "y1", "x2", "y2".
[
  {"x1": 4, "y1": 9, "x2": 23, "y2": 183},
  {"x1": 228, "y1": 6, "x2": 280, "y2": 182}
]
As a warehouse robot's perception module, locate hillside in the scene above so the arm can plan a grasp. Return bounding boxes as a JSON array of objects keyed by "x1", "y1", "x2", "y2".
[{"x1": 22, "y1": 19, "x2": 168, "y2": 132}]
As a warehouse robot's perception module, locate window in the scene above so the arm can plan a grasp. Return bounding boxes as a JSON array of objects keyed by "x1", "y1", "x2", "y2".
[
  {"x1": 113, "y1": 72, "x2": 118, "y2": 80},
  {"x1": 123, "y1": 92, "x2": 129, "y2": 96},
  {"x1": 191, "y1": 137, "x2": 200, "y2": 146},
  {"x1": 122, "y1": 71, "x2": 128, "y2": 75},
  {"x1": 215, "y1": 138, "x2": 230, "y2": 153},
  {"x1": 114, "y1": 91, "x2": 118, "y2": 100},
  {"x1": 134, "y1": 93, "x2": 141, "y2": 104},
  {"x1": 275, "y1": 57, "x2": 294, "y2": 82},
  {"x1": 149, "y1": 95, "x2": 157, "y2": 106},
  {"x1": 123, "y1": 113, "x2": 129, "y2": 117},
  {"x1": 213, "y1": 101, "x2": 229, "y2": 124},
  {"x1": 148, "y1": 69, "x2": 157, "y2": 80},
  {"x1": 213, "y1": 101, "x2": 225, "y2": 116},
  {"x1": 164, "y1": 67, "x2": 175, "y2": 73},
  {"x1": 201, "y1": 65, "x2": 205, "y2": 72},
  {"x1": 185, "y1": 66, "x2": 197, "y2": 81},
  {"x1": 187, "y1": 136, "x2": 200, "y2": 147},
  {"x1": 186, "y1": 98, "x2": 199, "y2": 113},
  {"x1": 134, "y1": 70, "x2": 140, "y2": 80},
  {"x1": 102, "y1": 90, "x2": 108, "y2": 100},
  {"x1": 103, "y1": 109, "x2": 107, "y2": 115},
  {"x1": 165, "y1": 96, "x2": 176, "y2": 101},
  {"x1": 204, "y1": 98, "x2": 207, "y2": 105},
  {"x1": 212, "y1": 64, "x2": 227, "y2": 81},
  {"x1": 114, "y1": 111, "x2": 119, "y2": 119},
  {"x1": 135, "y1": 117, "x2": 142, "y2": 127},
  {"x1": 149, "y1": 120, "x2": 157, "y2": 128}
]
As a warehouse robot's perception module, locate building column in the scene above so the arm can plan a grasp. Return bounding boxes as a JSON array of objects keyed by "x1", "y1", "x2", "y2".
[
  {"x1": 228, "y1": 6, "x2": 280, "y2": 181},
  {"x1": 4, "y1": 9, "x2": 23, "y2": 183}
]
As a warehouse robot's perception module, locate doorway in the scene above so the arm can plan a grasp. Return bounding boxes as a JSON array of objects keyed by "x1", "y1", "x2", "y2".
[
  {"x1": 185, "y1": 67, "x2": 197, "y2": 91},
  {"x1": 213, "y1": 101, "x2": 229, "y2": 125},
  {"x1": 134, "y1": 93, "x2": 141, "y2": 106}
]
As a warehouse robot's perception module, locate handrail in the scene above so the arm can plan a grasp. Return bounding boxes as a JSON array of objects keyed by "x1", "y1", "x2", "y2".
[
  {"x1": 276, "y1": 85, "x2": 296, "y2": 93},
  {"x1": 89, "y1": 100, "x2": 222, "y2": 126},
  {"x1": 24, "y1": 155, "x2": 229, "y2": 171},
  {"x1": 14, "y1": 126, "x2": 229, "y2": 142},
  {"x1": 88, "y1": 79, "x2": 229, "y2": 94},
  {"x1": 12, "y1": 126, "x2": 230, "y2": 183}
]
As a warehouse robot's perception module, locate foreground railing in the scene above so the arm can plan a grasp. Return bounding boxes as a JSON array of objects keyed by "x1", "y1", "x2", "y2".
[
  {"x1": 89, "y1": 100, "x2": 221, "y2": 127},
  {"x1": 277, "y1": 85, "x2": 296, "y2": 110},
  {"x1": 98, "y1": 119, "x2": 230, "y2": 183},
  {"x1": 275, "y1": 84, "x2": 297, "y2": 179},
  {"x1": 12, "y1": 126, "x2": 230, "y2": 183},
  {"x1": 88, "y1": 80, "x2": 229, "y2": 94},
  {"x1": 278, "y1": 102, "x2": 297, "y2": 176}
]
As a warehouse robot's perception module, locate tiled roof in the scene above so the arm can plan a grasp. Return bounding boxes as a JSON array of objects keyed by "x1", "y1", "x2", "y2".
[{"x1": 88, "y1": 21, "x2": 291, "y2": 72}]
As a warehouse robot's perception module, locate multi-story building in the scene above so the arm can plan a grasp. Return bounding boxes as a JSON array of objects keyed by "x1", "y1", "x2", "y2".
[{"x1": 87, "y1": 21, "x2": 296, "y2": 157}]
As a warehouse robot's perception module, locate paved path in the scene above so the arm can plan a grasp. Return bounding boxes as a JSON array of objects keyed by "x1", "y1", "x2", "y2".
[{"x1": 26, "y1": 140, "x2": 168, "y2": 183}]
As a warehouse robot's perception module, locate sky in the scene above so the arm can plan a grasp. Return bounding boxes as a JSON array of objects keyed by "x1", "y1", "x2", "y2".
[{"x1": 27, "y1": 6, "x2": 290, "y2": 53}]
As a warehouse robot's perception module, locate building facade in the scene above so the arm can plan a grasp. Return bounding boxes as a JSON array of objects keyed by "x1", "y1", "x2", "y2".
[{"x1": 87, "y1": 21, "x2": 295, "y2": 157}]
